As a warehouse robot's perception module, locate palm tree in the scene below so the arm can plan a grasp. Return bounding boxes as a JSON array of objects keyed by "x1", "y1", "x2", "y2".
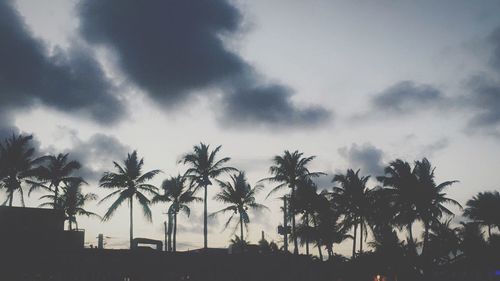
[
  {"x1": 229, "y1": 235, "x2": 249, "y2": 250},
  {"x1": 39, "y1": 179, "x2": 100, "y2": 230},
  {"x1": 464, "y1": 191, "x2": 500, "y2": 238},
  {"x1": 0, "y1": 134, "x2": 42, "y2": 207},
  {"x1": 412, "y1": 158, "x2": 461, "y2": 257},
  {"x1": 377, "y1": 159, "x2": 419, "y2": 251},
  {"x1": 262, "y1": 150, "x2": 324, "y2": 254},
  {"x1": 378, "y1": 158, "x2": 460, "y2": 274},
  {"x1": 99, "y1": 151, "x2": 161, "y2": 249},
  {"x1": 29, "y1": 153, "x2": 82, "y2": 208},
  {"x1": 292, "y1": 177, "x2": 322, "y2": 256},
  {"x1": 153, "y1": 175, "x2": 201, "y2": 252},
  {"x1": 315, "y1": 202, "x2": 351, "y2": 260},
  {"x1": 332, "y1": 169, "x2": 371, "y2": 257},
  {"x1": 180, "y1": 143, "x2": 236, "y2": 249},
  {"x1": 211, "y1": 172, "x2": 267, "y2": 246}
]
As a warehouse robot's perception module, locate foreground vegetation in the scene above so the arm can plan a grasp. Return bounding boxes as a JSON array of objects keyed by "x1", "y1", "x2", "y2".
[{"x1": 1, "y1": 133, "x2": 499, "y2": 279}]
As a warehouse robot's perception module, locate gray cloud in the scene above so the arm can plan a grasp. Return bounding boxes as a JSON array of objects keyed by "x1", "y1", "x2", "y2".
[
  {"x1": 60, "y1": 131, "x2": 130, "y2": 182},
  {"x1": 0, "y1": 0, "x2": 126, "y2": 125},
  {"x1": 220, "y1": 83, "x2": 331, "y2": 128},
  {"x1": 77, "y1": 0, "x2": 330, "y2": 128},
  {"x1": 489, "y1": 26, "x2": 500, "y2": 72},
  {"x1": 338, "y1": 143, "x2": 385, "y2": 176},
  {"x1": 371, "y1": 81, "x2": 445, "y2": 115},
  {"x1": 461, "y1": 76, "x2": 500, "y2": 136}
]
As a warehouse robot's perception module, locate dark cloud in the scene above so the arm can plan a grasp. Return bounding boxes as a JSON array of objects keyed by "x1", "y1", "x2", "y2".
[
  {"x1": 77, "y1": 0, "x2": 330, "y2": 127},
  {"x1": 61, "y1": 132, "x2": 130, "y2": 182},
  {"x1": 0, "y1": 0, "x2": 125, "y2": 125},
  {"x1": 338, "y1": 143, "x2": 385, "y2": 176},
  {"x1": 371, "y1": 81, "x2": 445, "y2": 115},
  {"x1": 489, "y1": 26, "x2": 500, "y2": 72},
  {"x1": 78, "y1": 0, "x2": 244, "y2": 103},
  {"x1": 220, "y1": 83, "x2": 331, "y2": 127},
  {"x1": 0, "y1": 113, "x2": 19, "y2": 141},
  {"x1": 461, "y1": 76, "x2": 500, "y2": 136}
]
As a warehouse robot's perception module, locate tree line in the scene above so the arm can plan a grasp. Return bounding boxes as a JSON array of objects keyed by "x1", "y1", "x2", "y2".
[{"x1": 1, "y1": 133, "x2": 499, "y2": 275}]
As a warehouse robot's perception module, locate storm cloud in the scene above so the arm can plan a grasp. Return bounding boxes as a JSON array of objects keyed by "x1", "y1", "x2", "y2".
[
  {"x1": 77, "y1": 0, "x2": 331, "y2": 127},
  {"x1": 462, "y1": 76, "x2": 500, "y2": 136},
  {"x1": 338, "y1": 143, "x2": 385, "y2": 176},
  {"x1": 63, "y1": 133, "x2": 131, "y2": 183},
  {"x1": 220, "y1": 83, "x2": 331, "y2": 127},
  {"x1": 0, "y1": 0, "x2": 125, "y2": 125},
  {"x1": 372, "y1": 81, "x2": 445, "y2": 115}
]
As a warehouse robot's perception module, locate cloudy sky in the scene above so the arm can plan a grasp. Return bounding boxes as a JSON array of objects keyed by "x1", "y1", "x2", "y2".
[{"x1": 2, "y1": 0, "x2": 500, "y2": 255}]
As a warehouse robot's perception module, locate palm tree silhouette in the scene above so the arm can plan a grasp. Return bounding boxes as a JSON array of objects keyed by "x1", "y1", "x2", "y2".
[
  {"x1": 378, "y1": 158, "x2": 460, "y2": 273},
  {"x1": 377, "y1": 159, "x2": 419, "y2": 252},
  {"x1": 29, "y1": 153, "x2": 82, "y2": 208},
  {"x1": 292, "y1": 177, "x2": 322, "y2": 256},
  {"x1": 412, "y1": 158, "x2": 461, "y2": 258},
  {"x1": 153, "y1": 175, "x2": 201, "y2": 252},
  {"x1": 211, "y1": 172, "x2": 267, "y2": 248},
  {"x1": 229, "y1": 235, "x2": 248, "y2": 250},
  {"x1": 464, "y1": 191, "x2": 500, "y2": 238},
  {"x1": 315, "y1": 198, "x2": 351, "y2": 260},
  {"x1": 332, "y1": 169, "x2": 371, "y2": 257},
  {"x1": 262, "y1": 150, "x2": 324, "y2": 254},
  {"x1": 180, "y1": 143, "x2": 236, "y2": 249},
  {"x1": 39, "y1": 179, "x2": 100, "y2": 230},
  {"x1": 99, "y1": 151, "x2": 161, "y2": 249},
  {"x1": 0, "y1": 134, "x2": 43, "y2": 207}
]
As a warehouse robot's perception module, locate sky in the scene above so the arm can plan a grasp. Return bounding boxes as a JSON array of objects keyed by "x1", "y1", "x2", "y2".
[{"x1": 1, "y1": 0, "x2": 500, "y2": 255}]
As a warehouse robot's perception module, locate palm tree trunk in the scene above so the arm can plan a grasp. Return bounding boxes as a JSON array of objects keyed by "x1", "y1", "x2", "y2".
[
  {"x1": 352, "y1": 222, "x2": 357, "y2": 258},
  {"x1": 203, "y1": 184, "x2": 208, "y2": 249},
  {"x1": 408, "y1": 222, "x2": 415, "y2": 254},
  {"x1": 317, "y1": 243, "x2": 323, "y2": 261},
  {"x1": 54, "y1": 185, "x2": 58, "y2": 209},
  {"x1": 8, "y1": 193, "x2": 13, "y2": 207},
  {"x1": 283, "y1": 197, "x2": 288, "y2": 253},
  {"x1": 488, "y1": 225, "x2": 492, "y2": 239},
  {"x1": 312, "y1": 215, "x2": 322, "y2": 260},
  {"x1": 423, "y1": 222, "x2": 429, "y2": 251},
  {"x1": 69, "y1": 220, "x2": 73, "y2": 231},
  {"x1": 75, "y1": 220, "x2": 79, "y2": 231},
  {"x1": 305, "y1": 212, "x2": 310, "y2": 255},
  {"x1": 129, "y1": 197, "x2": 134, "y2": 249},
  {"x1": 173, "y1": 212, "x2": 177, "y2": 252},
  {"x1": 359, "y1": 221, "x2": 363, "y2": 254},
  {"x1": 327, "y1": 246, "x2": 332, "y2": 260},
  {"x1": 163, "y1": 221, "x2": 168, "y2": 252},
  {"x1": 167, "y1": 213, "x2": 172, "y2": 252},
  {"x1": 240, "y1": 213, "x2": 245, "y2": 252},
  {"x1": 291, "y1": 186, "x2": 298, "y2": 255}
]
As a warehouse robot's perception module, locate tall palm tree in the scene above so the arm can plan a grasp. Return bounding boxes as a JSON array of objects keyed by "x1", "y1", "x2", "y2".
[
  {"x1": 412, "y1": 158, "x2": 461, "y2": 257},
  {"x1": 292, "y1": 177, "x2": 321, "y2": 256},
  {"x1": 378, "y1": 158, "x2": 460, "y2": 273},
  {"x1": 29, "y1": 153, "x2": 82, "y2": 208},
  {"x1": 262, "y1": 150, "x2": 324, "y2": 254},
  {"x1": 211, "y1": 172, "x2": 267, "y2": 246},
  {"x1": 39, "y1": 179, "x2": 100, "y2": 230},
  {"x1": 463, "y1": 191, "x2": 500, "y2": 238},
  {"x1": 315, "y1": 198, "x2": 351, "y2": 260},
  {"x1": 153, "y1": 175, "x2": 201, "y2": 252},
  {"x1": 180, "y1": 143, "x2": 236, "y2": 249},
  {"x1": 0, "y1": 134, "x2": 42, "y2": 207},
  {"x1": 99, "y1": 151, "x2": 161, "y2": 249},
  {"x1": 332, "y1": 169, "x2": 371, "y2": 257},
  {"x1": 377, "y1": 159, "x2": 419, "y2": 251}
]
